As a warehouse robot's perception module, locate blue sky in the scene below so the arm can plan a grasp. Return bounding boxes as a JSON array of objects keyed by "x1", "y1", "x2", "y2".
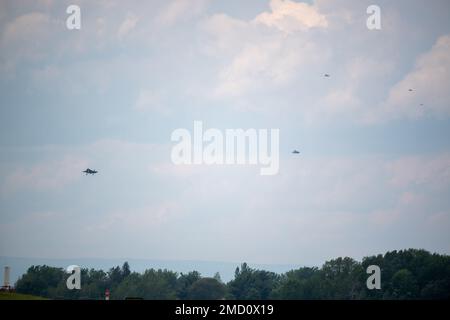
[{"x1": 1, "y1": 0, "x2": 450, "y2": 266}]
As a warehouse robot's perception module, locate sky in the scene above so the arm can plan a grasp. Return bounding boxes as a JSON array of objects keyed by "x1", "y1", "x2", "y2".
[{"x1": 0, "y1": 0, "x2": 450, "y2": 267}]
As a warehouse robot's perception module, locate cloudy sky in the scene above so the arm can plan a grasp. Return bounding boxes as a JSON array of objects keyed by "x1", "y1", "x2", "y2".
[{"x1": 1, "y1": 0, "x2": 450, "y2": 266}]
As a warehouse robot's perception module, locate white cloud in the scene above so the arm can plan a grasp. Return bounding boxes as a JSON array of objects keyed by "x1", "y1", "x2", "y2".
[
  {"x1": 0, "y1": 12, "x2": 56, "y2": 63},
  {"x1": 85, "y1": 202, "x2": 180, "y2": 233},
  {"x1": 0, "y1": 139, "x2": 166, "y2": 196},
  {"x1": 202, "y1": 1, "x2": 329, "y2": 98},
  {"x1": 135, "y1": 89, "x2": 170, "y2": 115},
  {"x1": 306, "y1": 57, "x2": 394, "y2": 124},
  {"x1": 156, "y1": 0, "x2": 208, "y2": 26},
  {"x1": 1, "y1": 139, "x2": 450, "y2": 262},
  {"x1": 374, "y1": 34, "x2": 450, "y2": 122},
  {"x1": 2, "y1": 12, "x2": 50, "y2": 41},
  {"x1": 1, "y1": 156, "x2": 88, "y2": 194},
  {"x1": 169, "y1": 153, "x2": 450, "y2": 262},
  {"x1": 254, "y1": 0, "x2": 328, "y2": 33},
  {"x1": 118, "y1": 13, "x2": 139, "y2": 40},
  {"x1": 200, "y1": 2, "x2": 450, "y2": 126},
  {"x1": 387, "y1": 153, "x2": 450, "y2": 190}
]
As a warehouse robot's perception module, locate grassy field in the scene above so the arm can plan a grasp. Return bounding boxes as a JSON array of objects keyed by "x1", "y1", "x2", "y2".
[{"x1": 0, "y1": 291, "x2": 48, "y2": 300}]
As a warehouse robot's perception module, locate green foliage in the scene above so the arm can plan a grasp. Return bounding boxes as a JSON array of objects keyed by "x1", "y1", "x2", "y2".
[
  {"x1": 320, "y1": 257, "x2": 365, "y2": 299},
  {"x1": 177, "y1": 271, "x2": 201, "y2": 299},
  {"x1": 187, "y1": 278, "x2": 226, "y2": 300},
  {"x1": 272, "y1": 267, "x2": 322, "y2": 299},
  {"x1": 227, "y1": 263, "x2": 280, "y2": 299},
  {"x1": 115, "y1": 269, "x2": 178, "y2": 299},
  {"x1": 390, "y1": 269, "x2": 418, "y2": 299},
  {"x1": 0, "y1": 292, "x2": 48, "y2": 300},
  {"x1": 360, "y1": 249, "x2": 450, "y2": 299},
  {"x1": 15, "y1": 265, "x2": 65, "y2": 298},
  {"x1": 13, "y1": 249, "x2": 450, "y2": 300}
]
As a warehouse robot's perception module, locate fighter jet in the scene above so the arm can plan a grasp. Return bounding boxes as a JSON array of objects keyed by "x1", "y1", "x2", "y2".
[
  {"x1": 324, "y1": 74, "x2": 330, "y2": 77},
  {"x1": 292, "y1": 150, "x2": 300, "y2": 154},
  {"x1": 83, "y1": 168, "x2": 98, "y2": 175},
  {"x1": 409, "y1": 88, "x2": 413, "y2": 92}
]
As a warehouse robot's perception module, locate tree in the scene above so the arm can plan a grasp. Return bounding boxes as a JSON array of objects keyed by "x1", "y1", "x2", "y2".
[
  {"x1": 15, "y1": 265, "x2": 64, "y2": 298},
  {"x1": 12, "y1": 250, "x2": 450, "y2": 300},
  {"x1": 273, "y1": 267, "x2": 322, "y2": 299},
  {"x1": 228, "y1": 263, "x2": 279, "y2": 300},
  {"x1": 320, "y1": 257, "x2": 364, "y2": 299},
  {"x1": 177, "y1": 271, "x2": 201, "y2": 299},
  {"x1": 214, "y1": 272, "x2": 222, "y2": 283},
  {"x1": 389, "y1": 269, "x2": 418, "y2": 299},
  {"x1": 108, "y1": 266, "x2": 123, "y2": 289},
  {"x1": 122, "y1": 262, "x2": 131, "y2": 278},
  {"x1": 115, "y1": 269, "x2": 178, "y2": 300},
  {"x1": 188, "y1": 278, "x2": 226, "y2": 300}
]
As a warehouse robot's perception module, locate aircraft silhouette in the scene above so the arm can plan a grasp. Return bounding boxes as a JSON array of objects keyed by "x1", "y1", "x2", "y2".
[
  {"x1": 292, "y1": 150, "x2": 300, "y2": 154},
  {"x1": 83, "y1": 168, "x2": 98, "y2": 175},
  {"x1": 324, "y1": 74, "x2": 330, "y2": 77}
]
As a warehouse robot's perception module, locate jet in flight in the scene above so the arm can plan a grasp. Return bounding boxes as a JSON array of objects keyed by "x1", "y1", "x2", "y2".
[
  {"x1": 292, "y1": 150, "x2": 300, "y2": 154},
  {"x1": 83, "y1": 168, "x2": 98, "y2": 175},
  {"x1": 324, "y1": 74, "x2": 330, "y2": 77}
]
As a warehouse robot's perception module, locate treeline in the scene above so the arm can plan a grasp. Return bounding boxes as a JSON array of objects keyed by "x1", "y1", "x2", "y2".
[{"x1": 15, "y1": 249, "x2": 450, "y2": 300}]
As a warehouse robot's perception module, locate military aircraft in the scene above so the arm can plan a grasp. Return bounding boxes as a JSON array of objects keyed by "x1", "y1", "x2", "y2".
[
  {"x1": 83, "y1": 168, "x2": 98, "y2": 175},
  {"x1": 324, "y1": 74, "x2": 330, "y2": 77},
  {"x1": 292, "y1": 150, "x2": 300, "y2": 154}
]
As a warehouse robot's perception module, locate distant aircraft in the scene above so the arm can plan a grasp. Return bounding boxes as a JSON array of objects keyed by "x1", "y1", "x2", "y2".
[
  {"x1": 324, "y1": 74, "x2": 330, "y2": 77},
  {"x1": 409, "y1": 88, "x2": 413, "y2": 92},
  {"x1": 292, "y1": 150, "x2": 300, "y2": 154},
  {"x1": 83, "y1": 168, "x2": 98, "y2": 175}
]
